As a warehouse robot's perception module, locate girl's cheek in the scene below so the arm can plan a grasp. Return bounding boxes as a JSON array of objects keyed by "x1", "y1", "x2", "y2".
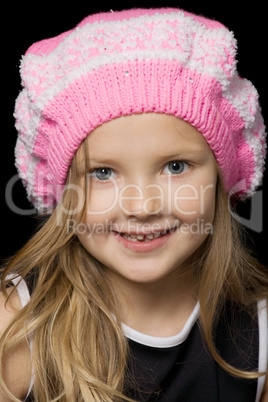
[
  {"x1": 169, "y1": 182, "x2": 216, "y2": 222},
  {"x1": 83, "y1": 186, "x2": 120, "y2": 223}
]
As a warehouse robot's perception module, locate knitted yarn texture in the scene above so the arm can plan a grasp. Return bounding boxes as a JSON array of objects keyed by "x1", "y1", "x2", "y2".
[{"x1": 14, "y1": 8, "x2": 266, "y2": 212}]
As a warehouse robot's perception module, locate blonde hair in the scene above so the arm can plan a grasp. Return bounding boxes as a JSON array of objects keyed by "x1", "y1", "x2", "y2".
[{"x1": 1, "y1": 150, "x2": 268, "y2": 401}]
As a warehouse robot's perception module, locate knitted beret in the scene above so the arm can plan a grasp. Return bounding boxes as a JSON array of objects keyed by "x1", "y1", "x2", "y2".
[{"x1": 14, "y1": 8, "x2": 266, "y2": 212}]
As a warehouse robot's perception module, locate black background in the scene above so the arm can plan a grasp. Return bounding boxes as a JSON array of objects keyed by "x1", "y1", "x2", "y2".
[{"x1": 1, "y1": 1, "x2": 267, "y2": 265}]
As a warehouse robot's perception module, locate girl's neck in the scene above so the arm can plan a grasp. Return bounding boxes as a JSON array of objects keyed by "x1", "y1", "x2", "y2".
[{"x1": 106, "y1": 267, "x2": 198, "y2": 338}]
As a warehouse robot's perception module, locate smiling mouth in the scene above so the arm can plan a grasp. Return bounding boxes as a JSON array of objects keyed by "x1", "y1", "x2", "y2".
[{"x1": 117, "y1": 228, "x2": 177, "y2": 242}]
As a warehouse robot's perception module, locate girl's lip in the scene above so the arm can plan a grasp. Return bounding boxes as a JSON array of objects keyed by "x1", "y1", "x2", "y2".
[
  {"x1": 111, "y1": 228, "x2": 177, "y2": 253},
  {"x1": 111, "y1": 224, "x2": 179, "y2": 236},
  {"x1": 115, "y1": 229, "x2": 168, "y2": 235}
]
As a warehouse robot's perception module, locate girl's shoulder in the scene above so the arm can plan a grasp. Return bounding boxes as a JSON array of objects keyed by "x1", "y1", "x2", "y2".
[
  {"x1": 0, "y1": 286, "x2": 20, "y2": 330},
  {"x1": 0, "y1": 287, "x2": 32, "y2": 401}
]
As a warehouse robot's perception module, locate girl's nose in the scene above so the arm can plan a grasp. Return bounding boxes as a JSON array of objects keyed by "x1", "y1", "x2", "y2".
[{"x1": 119, "y1": 183, "x2": 163, "y2": 220}]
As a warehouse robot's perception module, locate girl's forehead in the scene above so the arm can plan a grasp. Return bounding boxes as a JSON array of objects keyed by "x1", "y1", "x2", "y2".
[{"x1": 83, "y1": 113, "x2": 211, "y2": 155}]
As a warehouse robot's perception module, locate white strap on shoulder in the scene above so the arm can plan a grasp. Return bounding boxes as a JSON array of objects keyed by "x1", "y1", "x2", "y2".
[
  {"x1": 256, "y1": 298, "x2": 268, "y2": 402},
  {"x1": 4, "y1": 274, "x2": 31, "y2": 308},
  {"x1": 3, "y1": 275, "x2": 33, "y2": 400}
]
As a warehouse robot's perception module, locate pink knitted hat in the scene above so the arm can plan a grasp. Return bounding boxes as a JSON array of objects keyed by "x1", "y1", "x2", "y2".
[{"x1": 14, "y1": 8, "x2": 266, "y2": 212}]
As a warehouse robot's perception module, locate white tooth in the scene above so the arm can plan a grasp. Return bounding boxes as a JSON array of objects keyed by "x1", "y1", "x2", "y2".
[
  {"x1": 125, "y1": 235, "x2": 138, "y2": 242},
  {"x1": 146, "y1": 234, "x2": 154, "y2": 240},
  {"x1": 137, "y1": 235, "x2": 145, "y2": 240},
  {"x1": 153, "y1": 232, "x2": 161, "y2": 238}
]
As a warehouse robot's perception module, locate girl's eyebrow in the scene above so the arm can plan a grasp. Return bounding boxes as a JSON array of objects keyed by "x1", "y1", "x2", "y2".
[
  {"x1": 152, "y1": 149, "x2": 208, "y2": 161},
  {"x1": 164, "y1": 149, "x2": 208, "y2": 157},
  {"x1": 87, "y1": 149, "x2": 208, "y2": 166}
]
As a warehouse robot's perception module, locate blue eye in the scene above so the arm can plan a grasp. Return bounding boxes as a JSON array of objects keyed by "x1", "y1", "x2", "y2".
[
  {"x1": 91, "y1": 168, "x2": 114, "y2": 181},
  {"x1": 163, "y1": 161, "x2": 189, "y2": 175}
]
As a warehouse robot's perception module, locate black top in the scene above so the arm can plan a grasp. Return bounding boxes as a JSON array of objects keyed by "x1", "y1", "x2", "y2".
[
  {"x1": 124, "y1": 305, "x2": 259, "y2": 401},
  {"x1": 23, "y1": 273, "x2": 259, "y2": 402}
]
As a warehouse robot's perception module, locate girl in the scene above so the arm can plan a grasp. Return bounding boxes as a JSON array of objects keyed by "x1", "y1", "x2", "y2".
[{"x1": 1, "y1": 7, "x2": 268, "y2": 402}]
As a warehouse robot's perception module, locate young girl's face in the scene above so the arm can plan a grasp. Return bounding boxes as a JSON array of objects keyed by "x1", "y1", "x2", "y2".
[{"x1": 75, "y1": 113, "x2": 217, "y2": 284}]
